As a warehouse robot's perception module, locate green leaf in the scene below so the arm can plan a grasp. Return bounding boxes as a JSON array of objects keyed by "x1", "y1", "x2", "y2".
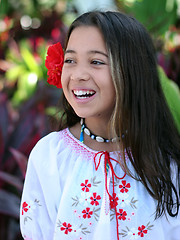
[
  {"x1": 0, "y1": 0, "x2": 9, "y2": 17},
  {"x1": 122, "y1": 0, "x2": 177, "y2": 36},
  {"x1": 12, "y1": 73, "x2": 37, "y2": 105},
  {"x1": 158, "y1": 66, "x2": 180, "y2": 133},
  {"x1": 5, "y1": 65, "x2": 26, "y2": 82},
  {"x1": 20, "y1": 45, "x2": 41, "y2": 77}
]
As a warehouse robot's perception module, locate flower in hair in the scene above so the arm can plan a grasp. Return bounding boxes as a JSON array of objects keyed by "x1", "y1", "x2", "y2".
[{"x1": 45, "y1": 42, "x2": 64, "y2": 88}]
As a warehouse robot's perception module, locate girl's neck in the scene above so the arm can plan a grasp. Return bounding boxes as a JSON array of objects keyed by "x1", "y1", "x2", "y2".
[
  {"x1": 84, "y1": 117, "x2": 110, "y2": 140},
  {"x1": 69, "y1": 118, "x2": 118, "y2": 152}
]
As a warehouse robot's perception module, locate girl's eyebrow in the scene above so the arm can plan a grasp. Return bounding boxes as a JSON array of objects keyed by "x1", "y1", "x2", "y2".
[
  {"x1": 64, "y1": 49, "x2": 108, "y2": 58},
  {"x1": 89, "y1": 50, "x2": 108, "y2": 58},
  {"x1": 64, "y1": 49, "x2": 75, "y2": 55}
]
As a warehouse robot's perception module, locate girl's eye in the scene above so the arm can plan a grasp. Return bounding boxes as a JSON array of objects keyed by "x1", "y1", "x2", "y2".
[
  {"x1": 64, "y1": 59, "x2": 75, "y2": 64},
  {"x1": 91, "y1": 60, "x2": 105, "y2": 65}
]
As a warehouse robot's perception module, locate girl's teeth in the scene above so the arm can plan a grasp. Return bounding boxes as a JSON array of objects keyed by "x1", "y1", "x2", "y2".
[{"x1": 73, "y1": 90, "x2": 95, "y2": 97}]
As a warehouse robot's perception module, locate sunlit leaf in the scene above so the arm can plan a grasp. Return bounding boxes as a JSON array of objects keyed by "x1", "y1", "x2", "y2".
[
  {"x1": 20, "y1": 45, "x2": 41, "y2": 77},
  {"x1": 12, "y1": 73, "x2": 37, "y2": 105},
  {"x1": 5, "y1": 65, "x2": 26, "y2": 82}
]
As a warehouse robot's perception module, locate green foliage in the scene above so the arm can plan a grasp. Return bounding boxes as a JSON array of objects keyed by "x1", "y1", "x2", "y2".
[
  {"x1": 158, "y1": 66, "x2": 180, "y2": 133},
  {"x1": 0, "y1": 1, "x2": 68, "y2": 239},
  {"x1": 0, "y1": 0, "x2": 10, "y2": 17},
  {"x1": 119, "y1": 0, "x2": 178, "y2": 36},
  {"x1": 5, "y1": 40, "x2": 48, "y2": 106},
  {"x1": 0, "y1": 0, "x2": 72, "y2": 18}
]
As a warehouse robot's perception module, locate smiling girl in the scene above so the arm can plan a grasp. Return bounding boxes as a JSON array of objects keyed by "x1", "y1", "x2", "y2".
[{"x1": 20, "y1": 11, "x2": 180, "y2": 240}]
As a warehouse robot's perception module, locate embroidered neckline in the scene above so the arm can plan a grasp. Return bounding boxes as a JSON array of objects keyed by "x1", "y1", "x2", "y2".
[
  {"x1": 66, "y1": 128, "x2": 116, "y2": 154},
  {"x1": 60, "y1": 128, "x2": 130, "y2": 167}
]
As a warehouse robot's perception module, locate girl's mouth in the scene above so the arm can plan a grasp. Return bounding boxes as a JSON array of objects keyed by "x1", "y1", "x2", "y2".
[{"x1": 73, "y1": 90, "x2": 96, "y2": 99}]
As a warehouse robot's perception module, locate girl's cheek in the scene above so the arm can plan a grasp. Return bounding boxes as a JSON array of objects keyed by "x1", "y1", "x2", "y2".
[{"x1": 61, "y1": 70, "x2": 66, "y2": 87}]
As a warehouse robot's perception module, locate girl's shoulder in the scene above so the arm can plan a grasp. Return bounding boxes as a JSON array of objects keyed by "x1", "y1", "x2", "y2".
[
  {"x1": 28, "y1": 127, "x2": 94, "y2": 164},
  {"x1": 31, "y1": 130, "x2": 63, "y2": 152},
  {"x1": 28, "y1": 129, "x2": 69, "y2": 165}
]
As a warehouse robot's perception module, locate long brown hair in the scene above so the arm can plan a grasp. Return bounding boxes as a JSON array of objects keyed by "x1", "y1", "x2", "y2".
[{"x1": 58, "y1": 11, "x2": 180, "y2": 218}]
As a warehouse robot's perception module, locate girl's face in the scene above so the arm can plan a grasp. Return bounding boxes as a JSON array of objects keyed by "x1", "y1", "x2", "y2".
[{"x1": 61, "y1": 26, "x2": 116, "y2": 123}]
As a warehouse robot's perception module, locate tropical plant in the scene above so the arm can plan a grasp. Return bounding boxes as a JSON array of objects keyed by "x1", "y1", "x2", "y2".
[
  {"x1": 158, "y1": 66, "x2": 180, "y2": 133},
  {"x1": 4, "y1": 38, "x2": 47, "y2": 106},
  {"x1": 116, "y1": 0, "x2": 178, "y2": 37},
  {"x1": 0, "y1": 3, "x2": 66, "y2": 238},
  {"x1": 0, "y1": 82, "x2": 61, "y2": 239}
]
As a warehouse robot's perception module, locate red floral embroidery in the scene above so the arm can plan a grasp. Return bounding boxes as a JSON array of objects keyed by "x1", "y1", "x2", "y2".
[
  {"x1": 82, "y1": 207, "x2": 93, "y2": 219},
  {"x1": 138, "y1": 225, "x2": 148, "y2": 237},
  {"x1": 90, "y1": 192, "x2": 101, "y2": 206},
  {"x1": 45, "y1": 42, "x2": 64, "y2": 88},
  {"x1": 22, "y1": 202, "x2": 29, "y2": 215},
  {"x1": 117, "y1": 209, "x2": 127, "y2": 221},
  {"x1": 81, "y1": 179, "x2": 91, "y2": 192},
  {"x1": 110, "y1": 193, "x2": 119, "y2": 209},
  {"x1": 60, "y1": 222, "x2": 73, "y2": 234},
  {"x1": 119, "y1": 180, "x2": 131, "y2": 193}
]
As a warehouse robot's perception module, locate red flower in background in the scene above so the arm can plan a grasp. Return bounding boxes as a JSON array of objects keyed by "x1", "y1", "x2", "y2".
[{"x1": 45, "y1": 42, "x2": 64, "y2": 88}]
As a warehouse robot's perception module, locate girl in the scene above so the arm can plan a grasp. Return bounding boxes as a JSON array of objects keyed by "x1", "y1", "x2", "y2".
[{"x1": 20, "y1": 11, "x2": 180, "y2": 240}]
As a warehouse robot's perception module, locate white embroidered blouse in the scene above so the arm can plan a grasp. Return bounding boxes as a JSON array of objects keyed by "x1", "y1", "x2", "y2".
[{"x1": 20, "y1": 128, "x2": 180, "y2": 240}]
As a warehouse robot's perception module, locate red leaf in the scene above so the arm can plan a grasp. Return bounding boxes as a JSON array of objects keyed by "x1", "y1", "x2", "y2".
[
  {"x1": 0, "y1": 171, "x2": 23, "y2": 190},
  {"x1": 0, "y1": 189, "x2": 20, "y2": 218},
  {"x1": 9, "y1": 148, "x2": 28, "y2": 178}
]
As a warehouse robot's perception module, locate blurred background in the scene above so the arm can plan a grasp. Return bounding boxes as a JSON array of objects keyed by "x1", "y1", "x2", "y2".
[{"x1": 0, "y1": 0, "x2": 180, "y2": 239}]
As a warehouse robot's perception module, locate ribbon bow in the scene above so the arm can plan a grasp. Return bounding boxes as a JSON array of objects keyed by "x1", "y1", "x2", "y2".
[{"x1": 94, "y1": 151, "x2": 126, "y2": 240}]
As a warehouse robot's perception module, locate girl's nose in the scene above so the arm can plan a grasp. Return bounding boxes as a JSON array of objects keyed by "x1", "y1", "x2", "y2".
[{"x1": 70, "y1": 67, "x2": 90, "y2": 82}]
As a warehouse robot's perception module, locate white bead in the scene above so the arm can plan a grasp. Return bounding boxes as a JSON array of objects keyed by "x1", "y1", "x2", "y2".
[
  {"x1": 111, "y1": 137, "x2": 120, "y2": 142},
  {"x1": 96, "y1": 136, "x2": 104, "y2": 142},
  {"x1": 111, "y1": 138, "x2": 117, "y2": 143},
  {"x1": 84, "y1": 128, "x2": 90, "y2": 136}
]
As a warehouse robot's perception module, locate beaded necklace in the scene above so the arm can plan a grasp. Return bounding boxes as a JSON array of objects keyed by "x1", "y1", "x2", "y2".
[{"x1": 80, "y1": 118, "x2": 120, "y2": 143}]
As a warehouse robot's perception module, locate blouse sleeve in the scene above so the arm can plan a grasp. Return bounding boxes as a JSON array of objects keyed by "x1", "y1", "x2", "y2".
[{"x1": 20, "y1": 132, "x2": 61, "y2": 240}]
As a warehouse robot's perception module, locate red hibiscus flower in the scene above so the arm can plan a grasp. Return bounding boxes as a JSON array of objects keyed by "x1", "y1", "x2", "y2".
[
  {"x1": 45, "y1": 42, "x2": 64, "y2": 88},
  {"x1": 22, "y1": 202, "x2": 29, "y2": 215},
  {"x1": 90, "y1": 192, "x2": 101, "y2": 206},
  {"x1": 81, "y1": 179, "x2": 91, "y2": 192},
  {"x1": 110, "y1": 193, "x2": 119, "y2": 209},
  {"x1": 119, "y1": 180, "x2": 131, "y2": 193},
  {"x1": 117, "y1": 209, "x2": 127, "y2": 221},
  {"x1": 82, "y1": 207, "x2": 93, "y2": 219},
  {"x1": 138, "y1": 225, "x2": 148, "y2": 237},
  {"x1": 60, "y1": 222, "x2": 73, "y2": 234}
]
